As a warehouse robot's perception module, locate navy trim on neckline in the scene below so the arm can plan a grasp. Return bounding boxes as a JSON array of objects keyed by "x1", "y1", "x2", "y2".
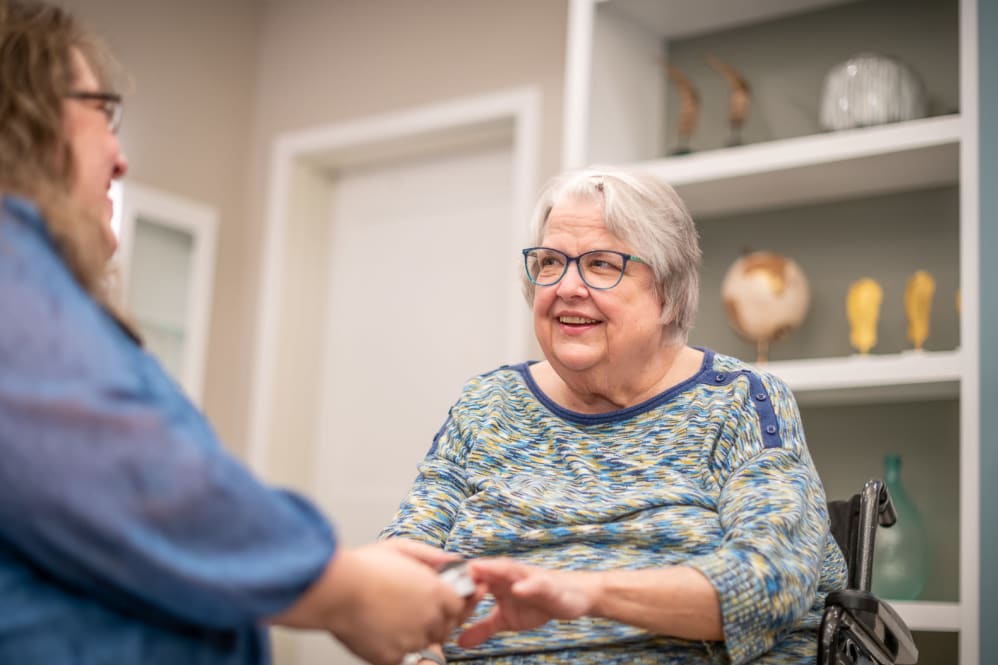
[{"x1": 510, "y1": 348, "x2": 716, "y2": 425}]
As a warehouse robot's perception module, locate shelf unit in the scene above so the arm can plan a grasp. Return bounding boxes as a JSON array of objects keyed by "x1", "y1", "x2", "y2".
[
  {"x1": 562, "y1": 0, "x2": 979, "y2": 661},
  {"x1": 114, "y1": 182, "x2": 219, "y2": 405}
]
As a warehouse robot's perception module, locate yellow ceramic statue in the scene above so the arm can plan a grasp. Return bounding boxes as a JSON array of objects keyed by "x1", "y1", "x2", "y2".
[
  {"x1": 905, "y1": 270, "x2": 936, "y2": 350},
  {"x1": 847, "y1": 278, "x2": 883, "y2": 354}
]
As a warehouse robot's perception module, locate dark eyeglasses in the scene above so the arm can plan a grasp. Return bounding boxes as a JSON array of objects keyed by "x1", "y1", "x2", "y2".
[
  {"x1": 66, "y1": 91, "x2": 123, "y2": 133},
  {"x1": 522, "y1": 246, "x2": 649, "y2": 290}
]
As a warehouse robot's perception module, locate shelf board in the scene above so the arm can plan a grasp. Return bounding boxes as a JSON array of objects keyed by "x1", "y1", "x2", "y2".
[
  {"x1": 891, "y1": 600, "x2": 962, "y2": 632},
  {"x1": 602, "y1": 0, "x2": 858, "y2": 39},
  {"x1": 757, "y1": 349, "x2": 963, "y2": 405},
  {"x1": 637, "y1": 115, "x2": 961, "y2": 218}
]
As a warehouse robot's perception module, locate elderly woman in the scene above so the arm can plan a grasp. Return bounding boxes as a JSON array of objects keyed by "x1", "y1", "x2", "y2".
[
  {"x1": 0, "y1": 2, "x2": 472, "y2": 663},
  {"x1": 382, "y1": 166, "x2": 847, "y2": 664}
]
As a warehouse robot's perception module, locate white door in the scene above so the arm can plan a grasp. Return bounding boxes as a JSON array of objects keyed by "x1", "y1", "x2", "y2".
[{"x1": 295, "y1": 143, "x2": 517, "y2": 665}]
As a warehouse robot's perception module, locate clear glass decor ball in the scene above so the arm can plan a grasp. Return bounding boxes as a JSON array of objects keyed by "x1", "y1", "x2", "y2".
[{"x1": 819, "y1": 53, "x2": 928, "y2": 131}]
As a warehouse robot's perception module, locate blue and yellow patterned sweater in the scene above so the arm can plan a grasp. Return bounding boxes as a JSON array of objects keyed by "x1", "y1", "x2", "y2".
[{"x1": 381, "y1": 349, "x2": 846, "y2": 664}]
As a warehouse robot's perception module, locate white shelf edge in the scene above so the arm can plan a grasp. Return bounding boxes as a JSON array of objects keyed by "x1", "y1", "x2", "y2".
[
  {"x1": 637, "y1": 114, "x2": 962, "y2": 185},
  {"x1": 755, "y1": 349, "x2": 963, "y2": 393},
  {"x1": 599, "y1": 0, "x2": 857, "y2": 40},
  {"x1": 890, "y1": 600, "x2": 962, "y2": 632}
]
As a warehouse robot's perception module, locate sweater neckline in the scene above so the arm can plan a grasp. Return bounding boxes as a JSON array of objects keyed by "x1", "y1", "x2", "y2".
[{"x1": 512, "y1": 347, "x2": 715, "y2": 425}]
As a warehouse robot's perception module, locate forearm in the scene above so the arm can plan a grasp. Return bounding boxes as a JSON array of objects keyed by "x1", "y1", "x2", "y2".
[
  {"x1": 585, "y1": 565, "x2": 723, "y2": 641},
  {"x1": 461, "y1": 558, "x2": 723, "y2": 649},
  {"x1": 269, "y1": 548, "x2": 349, "y2": 629}
]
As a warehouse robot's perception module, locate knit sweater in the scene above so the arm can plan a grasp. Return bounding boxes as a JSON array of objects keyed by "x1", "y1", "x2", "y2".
[{"x1": 381, "y1": 351, "x2": 846, "y2": 664}]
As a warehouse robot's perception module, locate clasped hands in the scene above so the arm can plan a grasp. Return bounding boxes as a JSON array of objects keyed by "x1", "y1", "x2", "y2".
[{"x1": 295, "y1": 538, "x2": 593, "y2": 665}]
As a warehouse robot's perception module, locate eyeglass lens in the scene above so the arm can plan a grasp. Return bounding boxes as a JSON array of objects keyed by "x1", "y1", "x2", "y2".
[
  {"x1": 525, "y1": 248, "x2": 629, "y2": 289},
  {"x1": 68, "y1": 92, "x2": 123, "y2": 133},
  {"x1": 104, "y1": 99, "x2": 122, "y2": 132}
]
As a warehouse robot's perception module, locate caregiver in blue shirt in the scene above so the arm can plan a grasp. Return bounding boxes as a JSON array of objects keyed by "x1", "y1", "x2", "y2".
[{"x1": 0, "y1": 2, "x2": 475, "y2": 663}]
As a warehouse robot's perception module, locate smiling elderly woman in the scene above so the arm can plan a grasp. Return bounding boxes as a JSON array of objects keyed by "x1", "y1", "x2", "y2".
[{"x1": 382, "y1": 166, "x2": 847, "y2": 665}]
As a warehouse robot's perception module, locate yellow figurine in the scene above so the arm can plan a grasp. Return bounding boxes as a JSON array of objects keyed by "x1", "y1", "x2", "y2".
[
  {"x1": 905, "y1": 270, "x2": 936, "y2": 350},
  {"x1": 847, "y1": 278, "x2": 883, "y2": 354}
]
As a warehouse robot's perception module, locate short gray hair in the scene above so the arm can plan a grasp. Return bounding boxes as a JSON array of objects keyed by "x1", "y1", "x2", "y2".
[{"x1": 522, "y1": 165, "x2": 701, "y2": 344}]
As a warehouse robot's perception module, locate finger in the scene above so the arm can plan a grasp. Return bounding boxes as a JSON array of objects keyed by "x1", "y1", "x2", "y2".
[
  {"x1": 456, "y1": 611, "x2": 506, "y2": 649},
  {"x1": 468, "y1": 558, "x2": 529, "y2": 584},
  {"x1": 461, "y1": 585, "x2": 487, "y2": 618},
  {"x1": 438, "y1": 582, "x2": 468, "y2": 619}
]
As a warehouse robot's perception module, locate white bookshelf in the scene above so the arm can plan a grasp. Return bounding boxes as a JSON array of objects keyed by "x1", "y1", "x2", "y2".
[{"x1": 563, "y1": 0, "x2": 979, "y2": 656}]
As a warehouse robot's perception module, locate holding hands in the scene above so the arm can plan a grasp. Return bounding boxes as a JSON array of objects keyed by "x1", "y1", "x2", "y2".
[
  {"x1": 272, "y1": 539, "x2": 481, "y2": 665},
  {"x1": 457, "y1": 559, "x2": 597, "y2": 649}
]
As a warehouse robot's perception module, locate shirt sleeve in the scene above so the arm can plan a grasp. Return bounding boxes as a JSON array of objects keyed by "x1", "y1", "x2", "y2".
[
  {"x1": 379, "y1": 411, "x2": 472, "y2": 548},
  {"x1": 0, "y1": 218, "x2": 336, "y2": 629},
  {"x1": 684, "y1": 373, "x2": 829, "y2": 665}
]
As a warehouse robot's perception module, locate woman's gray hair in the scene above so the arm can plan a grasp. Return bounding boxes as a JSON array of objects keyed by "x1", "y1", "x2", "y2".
[{"x1": 523, "y1": 165, "x2": 701, "y2": 344}]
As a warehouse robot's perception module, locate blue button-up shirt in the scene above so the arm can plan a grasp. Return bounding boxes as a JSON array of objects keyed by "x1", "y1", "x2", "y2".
[{"x1": 0, "y1": 196, "x2": 336, "y2": 663}]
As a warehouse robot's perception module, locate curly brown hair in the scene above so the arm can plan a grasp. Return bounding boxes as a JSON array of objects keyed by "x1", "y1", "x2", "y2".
[{"x1": 0, "y1": 0, "x2": 120, "y2": 300}]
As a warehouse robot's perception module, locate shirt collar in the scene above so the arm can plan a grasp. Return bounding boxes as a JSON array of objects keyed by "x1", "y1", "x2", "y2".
[{"x1": 2, "y1": 194, "x2": 50, "y2": 238}]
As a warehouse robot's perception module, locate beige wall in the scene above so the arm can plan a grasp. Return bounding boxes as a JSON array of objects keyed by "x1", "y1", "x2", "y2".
[
  {"x1": 59, "y1": 0, "x2": 567, "y2": 460},
  {"x1": 60, "y1": 0, "x2": 263, "y2": 456}
]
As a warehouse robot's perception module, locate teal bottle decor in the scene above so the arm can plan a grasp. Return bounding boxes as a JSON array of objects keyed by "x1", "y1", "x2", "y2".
[{"x1": 872, "y1": 454, "x2": 931, "y2": 600}]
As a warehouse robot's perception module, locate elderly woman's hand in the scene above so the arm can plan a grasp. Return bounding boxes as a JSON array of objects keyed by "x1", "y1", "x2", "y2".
[{"x1": 457, "y1": 559, "x2": 597, "y2": 648}]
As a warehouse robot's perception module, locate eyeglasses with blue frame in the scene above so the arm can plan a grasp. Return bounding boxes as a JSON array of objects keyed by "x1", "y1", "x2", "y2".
[{"x1": 522, "y1": 246, "x2": 648, "y2": 290}]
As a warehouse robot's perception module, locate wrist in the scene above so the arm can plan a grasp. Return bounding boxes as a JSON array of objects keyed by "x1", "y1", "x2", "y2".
[
  {"x1": 319, "y1": 549, "x2": 365, "y2": 632},
  {"x1": 579, "y1": 569, "x2": 607, "y2": 618}
]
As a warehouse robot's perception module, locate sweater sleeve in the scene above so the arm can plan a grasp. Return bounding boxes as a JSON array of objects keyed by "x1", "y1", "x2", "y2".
[
  {"x1": 684, "y1": 372, "x2": 829, "y2": 665},
  {"x1": 379, "y1": 409, "x2": 473, "y2": 548},
  {"x1": 0, "y1": 210, "x2": 336, "y2": 628}
]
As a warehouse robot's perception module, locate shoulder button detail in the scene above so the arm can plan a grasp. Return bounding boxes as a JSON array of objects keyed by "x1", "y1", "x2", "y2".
[
  {"x1": 714, "y1": 373, "x2": 726, "y2": 383},
  {"x1": 765, "y1": 424, "x2": 778, "y2": 435},
  {"x1": 754, "y1": 392, "x2": 768, "y2": 401}
]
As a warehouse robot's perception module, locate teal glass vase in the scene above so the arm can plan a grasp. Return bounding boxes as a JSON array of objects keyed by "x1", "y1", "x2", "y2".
[{"x1": 872, "y1": 454, "x2": 931, "y2": 600}]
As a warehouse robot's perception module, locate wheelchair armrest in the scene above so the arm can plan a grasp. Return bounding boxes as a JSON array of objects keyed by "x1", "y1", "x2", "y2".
[{"x1": 824, "y1": 590, "x2": 918, "y2": 664}]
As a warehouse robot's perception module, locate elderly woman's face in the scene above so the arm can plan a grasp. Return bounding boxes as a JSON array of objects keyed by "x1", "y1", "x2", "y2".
[
  {"x1": 533, "y1": 196, "x2": 664, "y2": 375},
  {"x1": 62, "y1": 49, "x2": 128, "y2": 255}
]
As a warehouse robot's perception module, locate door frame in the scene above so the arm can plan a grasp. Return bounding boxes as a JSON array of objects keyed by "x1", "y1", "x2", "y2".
[{"x1": 247, "y1": 87, "x2": 541, "y2": 473}]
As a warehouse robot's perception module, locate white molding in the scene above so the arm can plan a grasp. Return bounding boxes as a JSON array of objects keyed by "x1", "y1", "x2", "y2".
[
  {"x1": 761, "y1": 350, "x2": 964, "y2": 392},
  {"x1": 116, "y1": 182, "x2": 218, "y2": 404},
  {"x1": 644, "y1": 115, "x2": 961, "y2": 186},
  {"x1": 562, "y1": 0, "x2": 595, "y2": 169},
  {"x1": 641, "y1": 115, "x2": 961, "y2": 217},
  {"x1": 248, "y1": 87, "x2": 542, "y2": 475},
  {"x1": 958, "y1": 0, "x2": 980, "y2": 663},
  {"x1": 891, "y1": 601, "x2": 962, "y2": 632}
]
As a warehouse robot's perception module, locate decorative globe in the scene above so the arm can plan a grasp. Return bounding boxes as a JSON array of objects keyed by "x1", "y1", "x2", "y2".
[{"x1": 721, "y1": 251, "x2": 811, "y2": 362}]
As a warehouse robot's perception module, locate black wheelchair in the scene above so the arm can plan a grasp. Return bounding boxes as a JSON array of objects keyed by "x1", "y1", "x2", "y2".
[{"x1": 820, "y1": 479, "x2": 920, "y2": 665}]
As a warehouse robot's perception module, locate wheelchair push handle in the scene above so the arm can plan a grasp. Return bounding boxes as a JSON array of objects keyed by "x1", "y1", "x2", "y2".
[{"x1": 856, "y1": 479, "x2": 897, "y2": 592}]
